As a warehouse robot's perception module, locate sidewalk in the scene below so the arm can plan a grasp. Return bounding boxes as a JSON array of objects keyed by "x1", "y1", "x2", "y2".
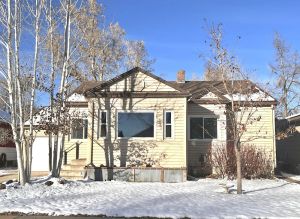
[
  {"x1": 0, "y1": 216, "x2": 117, "y2": 219},
  {"x1": 0, "y1": 170, "x2": 48, "y2": 183},
  {"x1": 0, "y1": 215, "x2": 147, "y2": 219},
  {"x1": 276, "y1": 171, "x2": 300, "y2": 184}
]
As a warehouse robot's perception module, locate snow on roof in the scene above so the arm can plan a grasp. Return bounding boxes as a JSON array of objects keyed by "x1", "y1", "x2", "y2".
[{"x1": 286, "y1": 113, "x2": 300, "y2": 121}]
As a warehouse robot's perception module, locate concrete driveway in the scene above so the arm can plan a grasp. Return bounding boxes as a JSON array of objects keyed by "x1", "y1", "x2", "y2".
[
  {"x1": 0, "y1": 169, "x2": 48, "y2": 183},
  {"x1": 0, "y1": 216, "x2": 147, "y2": 219}
]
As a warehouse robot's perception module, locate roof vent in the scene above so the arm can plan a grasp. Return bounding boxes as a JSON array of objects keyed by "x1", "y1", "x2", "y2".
[{"x1": 177, "y1": 70, "x2": 185, "y2": 83}]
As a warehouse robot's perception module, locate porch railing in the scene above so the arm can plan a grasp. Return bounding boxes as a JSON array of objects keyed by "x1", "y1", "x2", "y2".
[{"x1": 64, "y1": 142, "x2": 82, "y2": 165}]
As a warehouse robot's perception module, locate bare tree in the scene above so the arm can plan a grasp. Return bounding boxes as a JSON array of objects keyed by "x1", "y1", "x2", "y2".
[
  {"x1": 71, "y1": 0, "x2": 154, "y2": 82},
  {"x1": 202, "y1": 24, "x2": 238, "y2": 81},
  {"x1": 73, "y1": 0, "x2": 125, "y2": 81},
  {"x1": 270, "y1": 33, "x2": 300, "y2": 118},
  {"x1": 204, "y1": 23, "x2": 272, "y2": 194},
  {"x1": 124, "y1": 40, "x2": 154, "y2": 71},
  {"x1": 0, "y1": 0, "x2": 45, "y2": 184},
  {"x1": 25, "y1": 0, "x2": 45, "y2": 181},
  {"x1": 44, "y1": 0, "x2": 57, "y2": 172},
  {"x1": 48, "y1": 0, "x2": 73, "y2": 177}
]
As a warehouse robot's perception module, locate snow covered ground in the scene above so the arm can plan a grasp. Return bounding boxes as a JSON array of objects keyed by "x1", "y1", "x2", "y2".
[{"x1": 1, "y1": 178, "x2": 300, "y2": 218}]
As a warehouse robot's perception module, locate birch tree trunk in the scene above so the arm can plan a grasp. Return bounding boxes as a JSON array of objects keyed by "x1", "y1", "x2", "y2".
[
  {"x1": 51, "y1": 0, "x2": 71, "y2": 177},
  {"x1": 27, "y1": 0, "x2": 43, "y2": 181},
  {"x1": 5, "y1": 0, "x2": 26, "y2": 185},
  {"x1": 46, "y1": 0, "x2": 55, "y2": 172}
]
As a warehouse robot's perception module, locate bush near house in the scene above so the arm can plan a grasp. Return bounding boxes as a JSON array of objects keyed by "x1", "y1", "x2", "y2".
[{"x1": 209, "y1": 145, "x2": 273, "y2": 179}]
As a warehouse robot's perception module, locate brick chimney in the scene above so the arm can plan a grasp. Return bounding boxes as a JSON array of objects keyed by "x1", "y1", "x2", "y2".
[{"x1": 177, "y1": 70, "x2": 185, "y2": 83}]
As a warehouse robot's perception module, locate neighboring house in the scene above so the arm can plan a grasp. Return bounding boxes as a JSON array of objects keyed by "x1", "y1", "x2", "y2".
[
  {"x1": 0, "y1": 110, "x2": 16, "y2": 167},
  {"x1": 276, "y1": 113, "x2": 300, "y2": 173},
  {"x1": 31, "y1": 67, "x2": 277, "y2": 179}
]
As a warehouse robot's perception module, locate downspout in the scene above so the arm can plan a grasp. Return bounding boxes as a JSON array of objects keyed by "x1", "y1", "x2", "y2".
[{"x1": 272, "y1": 104, "x2": 277, "y2": 169}]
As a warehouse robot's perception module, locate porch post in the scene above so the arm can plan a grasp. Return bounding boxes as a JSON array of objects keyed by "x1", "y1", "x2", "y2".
[{"x1": 90, "y1": 101, "x2": 95, "y2": 165}]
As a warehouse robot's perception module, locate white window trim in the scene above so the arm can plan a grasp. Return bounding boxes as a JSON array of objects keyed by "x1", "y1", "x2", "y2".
[
  {"x1": 188, "y1": 115, "x2": 219, "y2": 141},
  {"x1": 98, "y1": 109, "x2": 108, "y2": 139},
  {"x1": 164, "y1": 110, "x2": 174, "y2": 139},
  {"x1": 116, "y1": 110, "x2": 156, "y2": 140},
  {"x1": 71, "y1": 118, "x2": 88, "y2": 140}
]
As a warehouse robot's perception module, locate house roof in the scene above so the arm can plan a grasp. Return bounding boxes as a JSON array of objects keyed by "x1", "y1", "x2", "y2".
[
  {"x1": 72, "y1": 81, "x2": 104, "y2": 94},
  {"x1": 72, "y1": 67, "x2": 276, "y2": 104},
  {"x1": 83, "y1": 67, "x2": 186, "y2": 96}
]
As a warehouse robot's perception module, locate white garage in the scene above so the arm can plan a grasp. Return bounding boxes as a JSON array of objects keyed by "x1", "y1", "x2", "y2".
[
  {"x1": 31, "y1": 137, "x2": 50, "y2": 171},
  {"x1": 31, "y1": 136, "x2": 62, "y2": 172}
]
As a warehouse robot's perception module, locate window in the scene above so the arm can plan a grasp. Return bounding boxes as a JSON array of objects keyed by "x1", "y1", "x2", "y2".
[
  {"x1": 164, "y1": 111, "x2": 173, "y2": 138},
  {"x1": 190, "y1": 117, "x2": 217, "y2": 140},
  {"x1": 98, "y1": 110, "x2": 107, "y2": 138},
  {"x1": 203, "y1": 118, "x2": 217, "y2": 139},
  {"x1": 71, "y1": 119, "x2": 88, "y2": 139},
  {"x1": 118, "y1": 112, "x2": 154, "y2": 138}
]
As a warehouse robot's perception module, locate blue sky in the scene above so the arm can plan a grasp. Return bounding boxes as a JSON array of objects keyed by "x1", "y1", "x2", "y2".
[{"x1": 101, "y1": 0, "x2": 300, "y2": 82}]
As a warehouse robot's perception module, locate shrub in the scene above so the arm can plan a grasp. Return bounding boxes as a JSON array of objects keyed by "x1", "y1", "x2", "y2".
[{"x1": 208, "y1": 145, "x2": 273, "y2": 179}]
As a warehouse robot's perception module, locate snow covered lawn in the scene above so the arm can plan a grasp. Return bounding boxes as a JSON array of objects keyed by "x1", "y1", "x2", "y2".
[{"x1": 1, "y1": 178, "x2": 300, "y2": 218}]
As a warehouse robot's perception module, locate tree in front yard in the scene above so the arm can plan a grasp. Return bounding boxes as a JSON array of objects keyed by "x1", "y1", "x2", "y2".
[
  {"x1": 0, "y1": 0, "x2": 44, "y2": 185},
  {"x1": 270, "y1": 32, "x2": 300, "y2": 119},
  {"x1": 203, "y1": 23, "x2": 274, "y2": 194}
]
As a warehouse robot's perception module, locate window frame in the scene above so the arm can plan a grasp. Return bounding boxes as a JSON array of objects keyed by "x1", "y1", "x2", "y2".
[
  {"x1": 97, "y1": 110, "x2": 108, "y2": 139},
  {"x1": 71, "y1": 118, "x2": 88, "y2": 140},
  {"x1": 188, "y1": 115, "x2": 218, "y2": 141},
  {"x1": 164, "y1": 110, "x2": 174, "y2": 139},
  {"x1": 116, "y1": 110, "x2": 156, "y2": 139}
]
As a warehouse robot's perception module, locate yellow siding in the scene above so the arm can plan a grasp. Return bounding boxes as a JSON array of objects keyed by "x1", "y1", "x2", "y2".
[
  {"x1": 187, "y1": 103, "x2": 276, "y2": 174},
  {"x1": 187, "y1": 103, "x2": 227, "y2": 170},
  {"x1": 110, "y1": 72, "x2": 178, "y2": 92},
  {"x1": 82, "y1": 97, "x2": 187, "y2": 168},
  {"x1": 64, "y1": 139, "x2": 89, "y2": 162},
  {"x1": 239, "y1": 106, "x2": 276, "y2": 166}
]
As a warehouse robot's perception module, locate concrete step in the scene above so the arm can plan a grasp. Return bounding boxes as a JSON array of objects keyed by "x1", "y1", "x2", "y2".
[
  {"x1": 62, "y1": 164, "x2": 85, "y2": 171},
  {"x1": 60, "y1": 169, "x2": 86, "y2": 178},
  {"x1": 70, "y1": 158, "x2": 87, "y2": 166}
]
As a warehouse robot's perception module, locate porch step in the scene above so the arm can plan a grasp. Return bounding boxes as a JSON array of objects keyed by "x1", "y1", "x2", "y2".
[
  {"x1": 62, "y1": 164, "x2": 86, "y2": 171},
  {"x1": 70, "y1": 158, "x2": 87, "y2": 166},
  {"x1": 60, "y1": 158, "x2": 87, "y2": 180},
  {"x1": 60, "y1": 169, "x2": 86, "y2": 178}
]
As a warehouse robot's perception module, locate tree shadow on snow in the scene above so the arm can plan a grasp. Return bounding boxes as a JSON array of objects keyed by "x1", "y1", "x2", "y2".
[{"x1": 243, "y1": 182, "x2": 290, "y2": 194}]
